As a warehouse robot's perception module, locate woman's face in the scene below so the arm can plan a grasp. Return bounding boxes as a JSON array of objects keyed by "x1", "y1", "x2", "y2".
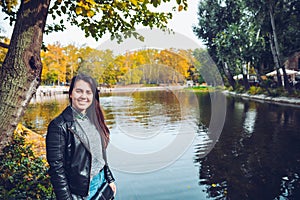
[{"x1": 70, "y1": 80, "x2": 94, "y2": 114}]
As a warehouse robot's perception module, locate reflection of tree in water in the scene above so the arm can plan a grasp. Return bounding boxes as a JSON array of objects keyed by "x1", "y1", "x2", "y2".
[
  {"x1": 130, "y1": 90, "x2": 182, "y2": 124},
  {"x1": 194, "y1": 99, "x2": 300, "y2": 199},
  {"x1": 22, "y1": 99, "x2": 68, "y2": 135}
]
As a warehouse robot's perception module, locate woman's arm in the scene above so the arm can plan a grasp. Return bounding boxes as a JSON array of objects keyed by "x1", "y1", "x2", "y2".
[
  {"x1": 46, "y1": 120, "x2": 72, "y2": 200},
  {"x1": 103, "y1": 165, "x2": 115, "y2": 183},
  {"x1": 104, "y1": 165, "x2": 117, "y2": 195}
]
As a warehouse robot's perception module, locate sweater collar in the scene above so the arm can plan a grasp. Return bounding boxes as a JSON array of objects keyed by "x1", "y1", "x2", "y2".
[{"x1": 70, "y1": 106, "x2": 88, "y2": 120}]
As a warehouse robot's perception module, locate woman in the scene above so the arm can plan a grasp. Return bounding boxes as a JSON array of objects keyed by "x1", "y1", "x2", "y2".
[{"x1": 46, "y1": 73, "x2": 116, "y2": 199}]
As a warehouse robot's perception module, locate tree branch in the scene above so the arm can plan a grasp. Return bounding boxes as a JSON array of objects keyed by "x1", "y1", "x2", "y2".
[{"x1": 0, "y1": 42, "x2": 9, "y2": 49}]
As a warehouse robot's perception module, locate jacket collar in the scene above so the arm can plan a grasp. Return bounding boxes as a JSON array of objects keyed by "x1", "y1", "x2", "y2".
[{"x1": 61, "y1": 105, "x2": 75, "y2": 122}]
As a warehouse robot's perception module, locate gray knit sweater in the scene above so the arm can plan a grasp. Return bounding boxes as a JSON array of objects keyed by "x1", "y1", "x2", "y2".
[{"x1": 75, "y1": 118, "x2": 105, "y2": 179}]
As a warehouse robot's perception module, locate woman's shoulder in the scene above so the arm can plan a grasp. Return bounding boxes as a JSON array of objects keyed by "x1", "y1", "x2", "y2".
[{"x1": 49, "y1": 106, "x2": 73, "y2": 127}]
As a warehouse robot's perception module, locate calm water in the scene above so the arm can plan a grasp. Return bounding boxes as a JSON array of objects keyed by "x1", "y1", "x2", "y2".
[{"x1": 23, "y1": 90, "x2": 300, "y2": 200}]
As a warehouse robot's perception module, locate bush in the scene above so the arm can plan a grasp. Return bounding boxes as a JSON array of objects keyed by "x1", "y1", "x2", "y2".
[
  {"x1": 0, "y1": 125, "x2": 53, "y2": 199},
  {"x1": 248, "y1": 86, "x2": 262, "y2": 95},
  {"x1": 235, "y1": 84, "x2": 246, "y2": 93}
]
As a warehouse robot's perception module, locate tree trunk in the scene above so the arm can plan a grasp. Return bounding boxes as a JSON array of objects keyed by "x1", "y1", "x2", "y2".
[
  {"x1": 268, "y1": 1, "x2": 293, "y2": 93},
  {"x1": 242, "y1": 63, "x2": 250, "y2": 91},
  {"x1": 243, "y1": 74, "x2": 250, "y2": 91},
  {"x1": 268, "y1": 34, "x2": 282, "y2": 87},
  {"x1": 223, "y1": 62, "x2": 236, "y2": 89},
  {"x1": 254, "y1": 68, "x2": 272, "y2": 96},
  {"x1": 0, "y1": 0, "x2": 51, "y2": 153}
]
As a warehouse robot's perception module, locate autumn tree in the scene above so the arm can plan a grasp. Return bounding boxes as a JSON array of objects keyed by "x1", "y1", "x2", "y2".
[
  {"x1": 77, "y1": 47, "x2": 115, "y2": 84},
  {"x1": 117, "y1": 48, "x2": 192, "y2": 85},
  {"x1": 112, "y1": 54, "x2": 128, "y2": 83},
  {"x1": 63, "y1": 44, "x2": 81, "y2": 82},
  {"x1": 41, "y1": 43, "x2": 69, "y2": 85},
  {"x1": 157, "y1": 49, "x2": 191, "y2": 83},
  {"x1": 0, "y1": 0, "x2": 188, "y2": 153}
]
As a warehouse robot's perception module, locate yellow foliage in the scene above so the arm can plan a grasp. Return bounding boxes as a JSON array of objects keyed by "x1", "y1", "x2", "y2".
[
  {"x1": 76, "y1": 6, "x2": 82, "y2": 15},
  {"x1": 178, "y1": 5, "x2": 184, "y2": 11},
  {"x1": 87, "y1": 10, "x2": 95, "y2": 17},
  {"x1": 15, "y1": 124, "x2": 46, "y2": 158},
  {"x1": 0, "y1": 38, "x2": 9, "y2": 63},
  {"x1": 86, "y1": 0, "x2": 96, "y2": 5},
  {"x1": 77, "y1": 0, "x2": 96, "y2": 14},
  {"x1": 130, "y1": 0, "x2": 138, "y2": 6},
  {"x1": 41, "y1": 43, "x2": 75, "y2": 84}
]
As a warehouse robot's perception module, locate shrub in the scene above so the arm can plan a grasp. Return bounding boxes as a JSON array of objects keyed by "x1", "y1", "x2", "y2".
[
  {"x1": 248, "y1": 86, "x2": 262, "y2": 95},
  {"x1": 0, "y1": 125, "x2": 53, "y2": 199},
  {"x1": 235, "y1": 84, "x2": 246, "y2": 93}
]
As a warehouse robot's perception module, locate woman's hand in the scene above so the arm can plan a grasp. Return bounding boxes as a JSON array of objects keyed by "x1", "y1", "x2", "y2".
[{"x1": 109, "y1": 182, "x2": 117, "y2": 196}]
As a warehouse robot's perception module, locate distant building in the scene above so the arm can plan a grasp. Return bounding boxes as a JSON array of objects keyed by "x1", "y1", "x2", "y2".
[{"x1": 284, "y1": 52, "x2": 300, "y2": 71}]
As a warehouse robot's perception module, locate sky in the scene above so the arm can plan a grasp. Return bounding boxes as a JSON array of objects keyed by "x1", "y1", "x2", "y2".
[{"x1": 0, "y1": 0, "x2": 203, "y2": 52}]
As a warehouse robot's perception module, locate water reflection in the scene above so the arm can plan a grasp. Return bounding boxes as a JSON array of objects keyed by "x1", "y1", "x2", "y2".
[
  {"x1": 105, "y1": 91, "x2": 182, "y2": 139},
  {"x1": 23, "y1": 91, "x2": 300, "y2": 199},
  {"x1": 23, "y1": 95, "x2": 69, "y2": 134},
  {"x1": 195, "y1": 97, "x2": 300, "y2": 199},
  {"x1": 104, "y1": 90, "x2": 200, "y2": 173}
]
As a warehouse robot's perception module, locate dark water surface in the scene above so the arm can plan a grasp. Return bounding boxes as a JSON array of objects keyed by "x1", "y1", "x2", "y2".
[{"x1": 23, "y1": 90, "x2": 300, "y2": 199}]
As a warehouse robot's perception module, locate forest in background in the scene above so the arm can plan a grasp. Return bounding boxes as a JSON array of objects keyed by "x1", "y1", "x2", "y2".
[
  {"x1": 38, "y1": 43, "x2": 203, "y2": 87},
  {"x1": 193, "y1": 0, "x2": 300, "y2": 95}
]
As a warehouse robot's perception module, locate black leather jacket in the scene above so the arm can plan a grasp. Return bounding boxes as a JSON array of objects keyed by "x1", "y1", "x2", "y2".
[{"x1": 46, "y1": 106, "x2": 115, "y2": 200}]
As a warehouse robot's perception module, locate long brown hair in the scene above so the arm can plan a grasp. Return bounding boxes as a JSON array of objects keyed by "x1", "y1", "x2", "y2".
[{"x1": 69, "y1": 73, "x2": 110, "y2": 148}]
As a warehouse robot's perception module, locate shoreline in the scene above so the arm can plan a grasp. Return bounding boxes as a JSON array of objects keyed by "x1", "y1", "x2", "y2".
[
  {"x1": 223, "y1": 90, "x2": 300, "y2": 107},
  {"x1": 32, "y1": 85, "x2": 300, "y2": 107},
  {"x1": 35, "y1": 85, "x2": 185, "y2": 94},
  {"x1": 100, "y1": 85, "x2": 185, "y2": 93},
  {"x1": 31, "y1": 85, "x2": 186, "y2": 104}
]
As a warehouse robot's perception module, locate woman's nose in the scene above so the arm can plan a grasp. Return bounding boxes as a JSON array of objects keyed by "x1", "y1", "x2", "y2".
[{"x1": 80, "y1": 92, "x2": 87, "y2": 98}]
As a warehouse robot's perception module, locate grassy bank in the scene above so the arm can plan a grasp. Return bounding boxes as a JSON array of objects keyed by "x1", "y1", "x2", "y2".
[{"x1": 185, "y1": 85, "x2": 214, "y2": 93}]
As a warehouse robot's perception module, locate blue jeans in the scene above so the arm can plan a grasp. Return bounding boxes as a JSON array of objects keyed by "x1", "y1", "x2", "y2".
[{"x1": 87, "y1": 170, "x2": 106, "y2": 200}]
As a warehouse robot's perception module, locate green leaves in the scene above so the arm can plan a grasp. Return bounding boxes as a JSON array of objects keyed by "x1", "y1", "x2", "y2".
[
  {"x1": 151, "y1": 0, "x2": 161, "y2": 7},
  {"x1": 42, "y1": 0, "x2": 188, "y2": 43},
  {"x1": 0, "y1": 126, "x2": 53, "y2": 199},
  {"x1": 194, "y1": 0, "x2": 300, "y2": 91}
]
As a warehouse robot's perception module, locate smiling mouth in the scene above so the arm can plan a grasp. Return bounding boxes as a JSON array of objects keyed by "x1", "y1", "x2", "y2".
[{"x1": 78, "y1": 100, "x2": 89, "y2": 104}]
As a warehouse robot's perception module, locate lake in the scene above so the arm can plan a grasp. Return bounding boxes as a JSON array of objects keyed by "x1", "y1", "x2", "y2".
[{"x1": 22, "y1": 89, "x2": 300, "y2": 199}]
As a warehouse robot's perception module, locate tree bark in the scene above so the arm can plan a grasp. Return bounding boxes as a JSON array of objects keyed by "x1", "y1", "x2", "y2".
[
  {"x1": 268, "y1": 33, "x2": 282, "y2": 87},
  {"x1": 242, "y1": 63, "x2": 250, "y2": 91},
  {"x1": 268, "y1": 1, "x2": 292, "y2": 93},
  {"x1": 223, "y1": 62, "x2": 236, "y2": 89},
  {"x1": 0, "y1": 0, "x2": 51, "y2": 153}
]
